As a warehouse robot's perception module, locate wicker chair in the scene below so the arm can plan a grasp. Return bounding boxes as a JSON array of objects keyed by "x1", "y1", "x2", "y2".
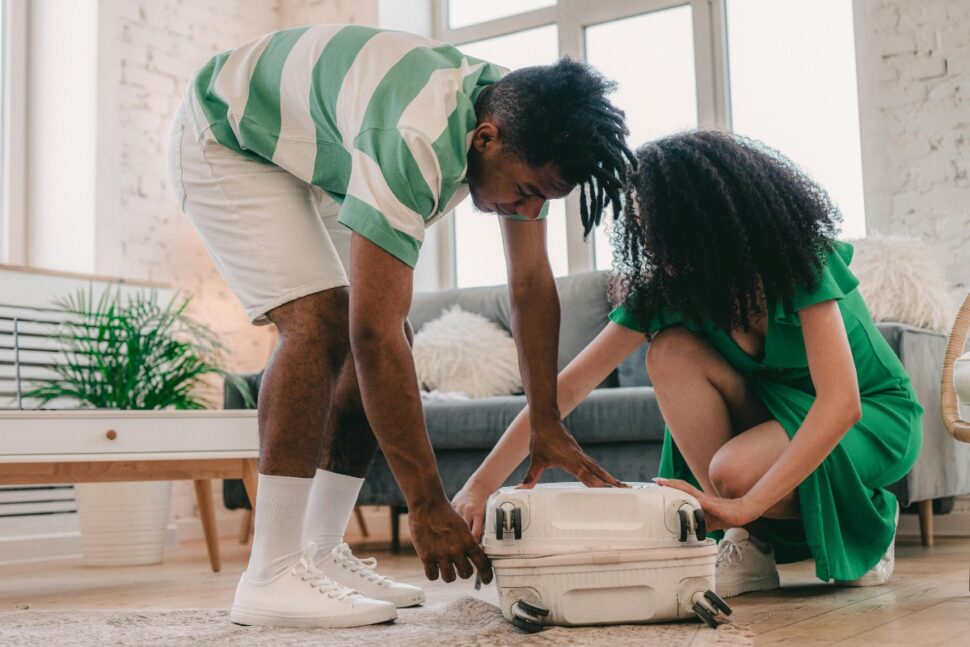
[
  {"x1": 941, "y1": 291, "x2": 970, "y2": 590},
  {"x1": 942, "y1": 292, "x2": 970, "y2": 443}
]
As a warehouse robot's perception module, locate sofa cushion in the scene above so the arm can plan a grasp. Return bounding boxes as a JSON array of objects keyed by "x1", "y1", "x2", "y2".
[
  {"x1": 617, "y1": 341, "x2": 651, "y2": 387},
  {"x1": 410, "y1": 271, "x2": 615, "y2": 377},
  {"x1": 424, "y1": 386, "x2": 665, "y2": 450}
]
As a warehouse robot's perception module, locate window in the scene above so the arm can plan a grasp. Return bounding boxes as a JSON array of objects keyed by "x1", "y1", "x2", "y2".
[
  {"x1": 435, "y1": 0, "x2": 866, "y2": 283},
  {"x1": 585, "y1": 6, "x2": 699, "y2": 269},
  {"x1": 1, "y1": 0, "x2": 26, "y2": 264},
  {"x1": 726, "y1": 0, "x2": 866, "y2": 239},
  {"x1": 0, "y1": 0, "x2": 6, "y2": 257},
  {"x1": 447, "y1": 0, "x2": 555, "y2": 30},
  {"x1": 452, "y1": 25, "x2": 567, "y2": 287}
]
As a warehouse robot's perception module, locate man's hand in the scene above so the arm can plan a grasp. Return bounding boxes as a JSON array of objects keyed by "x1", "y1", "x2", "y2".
[
  {"x1": 519, "y1": 420, "x2": 626, "y2": 489},
  {"x1": 409, "y1": 499, "x2": 493, "y2": 584}
]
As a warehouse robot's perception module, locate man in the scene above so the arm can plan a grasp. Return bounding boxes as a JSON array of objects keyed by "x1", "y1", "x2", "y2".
[{"x1": 168, "y1": 24, "x2": 632, "y2": 628}]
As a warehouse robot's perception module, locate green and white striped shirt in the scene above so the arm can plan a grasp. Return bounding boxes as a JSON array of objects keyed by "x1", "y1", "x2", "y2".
[{"x1": 187, "y1": 25, "x2": 509, "y2": 268}]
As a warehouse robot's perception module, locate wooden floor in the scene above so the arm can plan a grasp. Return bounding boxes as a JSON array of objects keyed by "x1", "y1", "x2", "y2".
[{"x1": 2, "y1": 535, "x2": 969, "y2": 645}]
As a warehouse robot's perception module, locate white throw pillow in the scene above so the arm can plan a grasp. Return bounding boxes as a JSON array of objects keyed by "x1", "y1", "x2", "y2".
[
  {"x1": 412, "y1": 306, "x2": 522, "y2": 399},
  {"x1": 848, "y1": 235, "x2": 954, "y2": 332}
]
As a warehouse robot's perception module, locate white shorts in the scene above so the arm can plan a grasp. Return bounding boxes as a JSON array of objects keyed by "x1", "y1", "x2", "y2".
[{"x1": 167, "y1": 100, "x2": 352, "y2": 325}]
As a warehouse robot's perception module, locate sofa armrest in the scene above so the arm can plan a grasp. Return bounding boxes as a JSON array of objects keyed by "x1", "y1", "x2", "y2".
[
  {"x1": 224, "y1": 372, "x2": 262, "y2": 410},
  {"x1": 883, "y1": 324, "x2": 970, "y2": 504}
]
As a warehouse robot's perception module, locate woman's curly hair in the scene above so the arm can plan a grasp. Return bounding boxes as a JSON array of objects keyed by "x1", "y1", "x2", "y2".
[{"x1": 610, "y1": 130, "x2": 842, "y2": 331}]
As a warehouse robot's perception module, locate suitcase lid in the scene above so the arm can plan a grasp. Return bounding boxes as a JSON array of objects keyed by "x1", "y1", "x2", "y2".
[{"x1": 483, "y1": 482, "x2": 708, "y2": 556}]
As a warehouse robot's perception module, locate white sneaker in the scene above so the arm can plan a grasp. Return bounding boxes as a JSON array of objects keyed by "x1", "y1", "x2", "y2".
[
  {"x1": 230, "y1": 545, "x2": 397, "y2": 627},
  {"x1": 715, "y1": 527, "x2": 781, "y2": 598},
  {"x1": 834, "y1": 504, "x2": 899, "y2": 587},
  {"x1": 317, "y1": 543, "x2": 426, "y2": 608}
]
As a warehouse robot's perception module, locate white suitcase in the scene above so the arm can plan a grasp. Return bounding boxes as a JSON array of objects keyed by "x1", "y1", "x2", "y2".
[{"x1": 482, "y1": 483, "x2": 731, "y2": 632}]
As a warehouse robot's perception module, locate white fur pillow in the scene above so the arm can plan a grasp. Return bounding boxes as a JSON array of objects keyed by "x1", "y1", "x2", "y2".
[
  {"x1": 848, "y1": 236, "x2": 954, "y2": 332},
  {"x1": 412, "y1": 306, "x2": 522, "y2": 399}
]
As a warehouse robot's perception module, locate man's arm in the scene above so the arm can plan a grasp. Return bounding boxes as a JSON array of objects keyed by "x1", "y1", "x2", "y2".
[
  {"x1": 500, "y1": 217, "x2": 624, "y2": 488},
  {"x1": 349, "y1": 233, "x2": 491, "y2": 584}
]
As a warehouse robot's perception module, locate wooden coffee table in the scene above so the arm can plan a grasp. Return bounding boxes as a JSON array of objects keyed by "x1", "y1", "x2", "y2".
[{"x1": 0, "y1": 409, "x2": 259, "y2": 572}]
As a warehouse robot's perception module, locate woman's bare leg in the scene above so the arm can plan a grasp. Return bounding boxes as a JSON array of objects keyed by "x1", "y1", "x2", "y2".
[{"x1": 647, "y1": 327, "x2": 799, "y2": 519}]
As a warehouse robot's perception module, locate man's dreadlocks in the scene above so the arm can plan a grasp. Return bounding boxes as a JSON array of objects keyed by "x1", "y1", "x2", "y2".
[{"x1": 477, "y1": 57, "x2": 635, "y2": 235}]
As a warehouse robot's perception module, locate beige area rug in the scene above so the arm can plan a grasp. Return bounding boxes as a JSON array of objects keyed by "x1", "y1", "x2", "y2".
[{"x1": 0, "y1": 597, "x2": 753, "y2": 647}]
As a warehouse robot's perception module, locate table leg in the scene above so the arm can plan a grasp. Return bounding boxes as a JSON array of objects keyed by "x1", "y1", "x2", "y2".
[
  {"x1": 241, "y1": 459, "x2": 259, "y2": 512},
  {"x1": 193, "y1": 480, "x2": 222, "y2": 572}
]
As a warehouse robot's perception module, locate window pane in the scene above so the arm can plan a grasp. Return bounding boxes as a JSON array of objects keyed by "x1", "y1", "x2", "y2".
[
  {"x1": 727, "y1": 0, "x2": 865, "y2": 238},
  {"x1": 455, "y1": 201, "x2": 567, "y2": 288},
  {"x1": 454, "y1": 25, "x2": 566, "y2": 288},
  {"x1": 585, "y1": 6, "x2": 698, "y2": 269},
  {"x1": 448, "y1": 0, "x2": 555, "y2": 30},
  {"x1": 0, "y1": 0, "x2": 5, "y2": 258},
  {"x1": 457, "y1": 24, "x2": 558, "y2": 70}
]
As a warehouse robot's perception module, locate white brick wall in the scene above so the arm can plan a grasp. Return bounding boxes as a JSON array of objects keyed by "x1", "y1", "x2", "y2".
[
  {"x1": 855, "y1": 0, "x2": 970, "y2": 300},
  {"x1": 91, "y1": 0, "x2": 378, "y2": 525},
  {"x1": 92, "y1": 0, "x2": 380, "y2": 377},
  {"x1": 95, "y1": 0, "x2": 282, "y2": 375}
]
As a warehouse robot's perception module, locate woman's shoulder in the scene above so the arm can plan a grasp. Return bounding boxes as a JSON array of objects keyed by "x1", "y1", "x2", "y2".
[{"x1": 772, "y1": 241, "x2": 860, "y2": 324}]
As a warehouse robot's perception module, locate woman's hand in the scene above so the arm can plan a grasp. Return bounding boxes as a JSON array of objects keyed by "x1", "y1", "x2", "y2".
[
  {"x1": 452, "y1": 479, "x2": 493, "y2": 543},
  {"x1": 654, "y1": 478, "x2": 765, "y2": 532}
]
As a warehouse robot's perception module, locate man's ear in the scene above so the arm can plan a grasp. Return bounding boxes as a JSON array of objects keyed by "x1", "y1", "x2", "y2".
[{"x1": 472, "y1": 121, "x2": 499, "y2": 153}]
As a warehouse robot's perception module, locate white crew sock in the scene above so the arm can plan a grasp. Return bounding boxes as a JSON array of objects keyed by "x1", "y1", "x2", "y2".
[
  {"x1": 302, "y1": 469, "x2": 364, "y2": 562},
  {"x1": 246, "y1": 473, "x2": 313, "y2": 582}
]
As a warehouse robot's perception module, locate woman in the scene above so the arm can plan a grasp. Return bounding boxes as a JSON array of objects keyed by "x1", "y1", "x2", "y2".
[{"x1": 452, "y1": 131, "x2": 922, "y2": 597}]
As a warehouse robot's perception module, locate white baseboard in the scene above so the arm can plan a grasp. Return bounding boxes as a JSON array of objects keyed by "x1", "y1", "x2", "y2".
[
  {"x1": 898, "y1": 509, "x2": 970, "y2": 538},
  {"x1": 0, "y1": 522, "x2": 179, "y2": 564}
]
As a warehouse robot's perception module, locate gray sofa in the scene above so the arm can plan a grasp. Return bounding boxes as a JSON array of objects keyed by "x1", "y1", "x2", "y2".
[{"x1": 225, "y1": 270, "x2": 968, "y2": 547}]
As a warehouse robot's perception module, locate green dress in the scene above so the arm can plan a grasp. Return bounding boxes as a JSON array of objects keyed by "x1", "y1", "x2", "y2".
[{"x1": 608, "y1": 242, "x2": 923, "y2": 581}]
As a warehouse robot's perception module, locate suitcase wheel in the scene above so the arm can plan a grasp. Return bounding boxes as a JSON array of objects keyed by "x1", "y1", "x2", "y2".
[
  {"x1": 693, "y1": 508, "x2": 707, "y2": 541},
  {"x1": 678, "y1": 508, "x2": 690, "y2": 542},
  {"x1": 495, "y1": 508, "x2": 506, "y2": 540},
  {"x1": 515, "y1": 600, "x2": 549, "y2": 618},
  {"x1": 511, "y1": 600, "x2": 547, "y2": 633},
  {"x1": 511, "y1": 616, "x2": 544, "y2": 634},
  {"x1": 704, "y1": 590, "x2": 732, "y2": 616},
  {"x1": 693, "y1": 601, "x2": 722, "y2": 628},
  {"x1": 511, "y1": 507, "x2": 523, "y2": 540}
]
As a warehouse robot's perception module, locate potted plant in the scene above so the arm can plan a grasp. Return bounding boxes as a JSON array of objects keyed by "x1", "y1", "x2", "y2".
[{"x1": 26, "y1": 288, "x2": 252, "y2": 566}]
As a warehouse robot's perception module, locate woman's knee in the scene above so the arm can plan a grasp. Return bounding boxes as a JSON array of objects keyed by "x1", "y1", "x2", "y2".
[
  {"x1": 707, "y1": 445, "x2": 754, "y2": 499},
  {"x1": 646, "y1": 327, "x2": 706, "y2": 383}
]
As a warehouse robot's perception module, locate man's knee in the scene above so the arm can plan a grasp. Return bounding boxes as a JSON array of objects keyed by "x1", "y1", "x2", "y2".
[{"x1": 266, "y1": 288, "x2": 351, "y2": 369}]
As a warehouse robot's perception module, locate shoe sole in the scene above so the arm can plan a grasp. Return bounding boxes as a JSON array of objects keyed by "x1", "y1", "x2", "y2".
[
  {"x1": 229, "y1": 606, "x2": 397, "y2": 628},
  {"x1": 834, "y1": 542, "x2": 895, "y2": 587},
  {"x1": 716, "y1": 571, "x2": 781, "y2": 598},
  {"x1": 392, "y1": 593, "x2": 425, "y2": 608},
  {"x1": 834, "y1": 503, "x2": 899, "y2": 587}
]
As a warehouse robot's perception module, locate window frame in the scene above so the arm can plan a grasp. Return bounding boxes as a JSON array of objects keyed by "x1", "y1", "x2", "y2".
[
  {"x1": 1, "y1": 0, "x2": 27, "y2": 264},
  {"x1": 433, "y1": 0, "x2": 732, "y2": 280}
]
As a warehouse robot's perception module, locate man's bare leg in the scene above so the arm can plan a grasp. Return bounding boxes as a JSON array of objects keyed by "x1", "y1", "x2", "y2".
[{"x1": 243, "y1": 288, "x2": 350, "y2": 582}]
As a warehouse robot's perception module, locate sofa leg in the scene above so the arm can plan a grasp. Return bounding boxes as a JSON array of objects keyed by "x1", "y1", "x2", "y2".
[
  {"x1": 918, "y1": 499, "x2": 934, "y2": 547},
  {"x1": 354, "y1": 506, "x2": 370, "y2": 537},
  {"x1": 239, "y1": 508, "x2": 253, "y2": 545},
  {"x1": 391, "y1": 506, "x2": 401, "y2": 553}
]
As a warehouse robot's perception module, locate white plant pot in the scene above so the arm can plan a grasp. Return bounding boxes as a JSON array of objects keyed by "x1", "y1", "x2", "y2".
[{"x1": 75, "y1": 481, "x2": 172, "y2": 566}]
